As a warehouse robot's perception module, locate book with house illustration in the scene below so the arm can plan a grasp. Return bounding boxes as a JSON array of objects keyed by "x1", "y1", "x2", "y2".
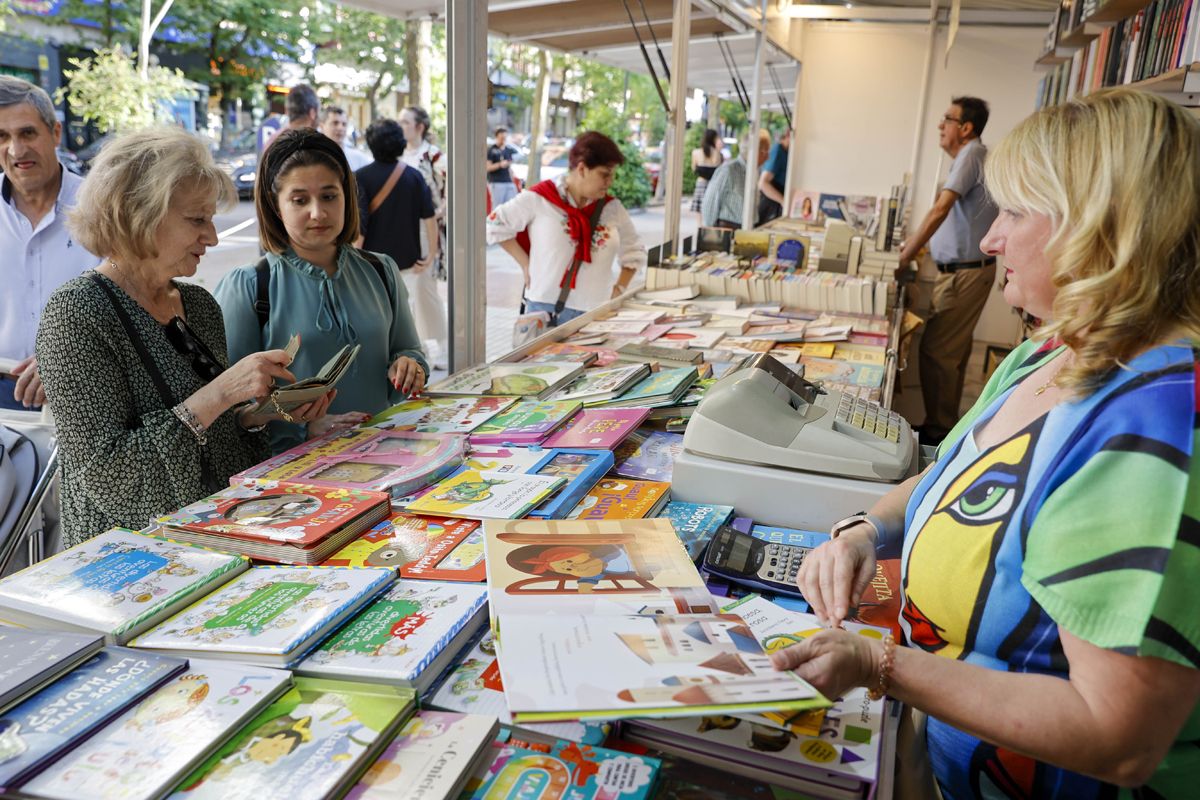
[
  {"x1": 344, "y1": 710, "x2": 500, "y2": 800},
  {"x1": 468, "y1": 399, "x2": 582, "y2": 445},
  {"x1": 481, "y1": 519, "x2": 825, "y2": 723},
  {"x1": 131, "y1": 566, "x2": 395, "y2": 668},
  {"x1": 155, "y1": 480, "x2": 390, "y2": 565},
  {"x1": 322, "y1": 511, "x2": 483, "y2": 579},
  {"x1": 0, "y1": 627, "x2": 103, "y2": 713},
  {"x1": 296, "y1": 580, "x2": 488, "y2": 693},
  {"x1": 20, "y1": 660, "x2": 292, "y2": 800},
  {"x1": 425, "y1": 631, "x2": 608, "y2": 747},
  {"x1": 233, "y1": 429, "x2": 465, "y2": 498},
  {"x1": 426, "y1": 363, "x2": 584, "y2": 401},
  {"x1": 406, "y1": 470, "x2": 565, "y2": 521},
  {"x1": 0, "y1": 648, "x2": 188, "y2": 793},
  {"x1": 365, "y1": 396, "x2": 518, "y2": 435},
  {"x1": 169, "y1": 677, "x2": 415, "y2": 800},
  {"x1": 0, "y1": 528, "x2": 249, "y2": 645}
]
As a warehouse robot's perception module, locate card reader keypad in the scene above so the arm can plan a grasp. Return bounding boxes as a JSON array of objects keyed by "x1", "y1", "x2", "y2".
[
  {"x1": 836, "y1": 394, "x2": 903, "y2": 443},
  {"x1": 762, "y1": 544, "x2": 807, "y2": 584}
]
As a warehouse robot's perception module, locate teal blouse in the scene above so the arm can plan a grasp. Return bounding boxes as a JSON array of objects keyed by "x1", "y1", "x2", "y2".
[{"x1": 214, "y1": 247, "x2": 428, "y2": 454}]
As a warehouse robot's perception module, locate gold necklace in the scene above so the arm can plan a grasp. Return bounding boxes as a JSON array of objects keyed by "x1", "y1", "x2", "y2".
[{"x1": 1034, "y1": 356, "x2": 1068, "y2": 396}]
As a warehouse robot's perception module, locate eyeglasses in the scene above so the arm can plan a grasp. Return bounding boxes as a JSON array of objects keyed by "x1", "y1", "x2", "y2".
[
  {"x1": 941, "y1": 115, "x2": 963, "y2": 126},
  {"x1": 164, "y1": 316, "x2": 225, "y2": 383}
]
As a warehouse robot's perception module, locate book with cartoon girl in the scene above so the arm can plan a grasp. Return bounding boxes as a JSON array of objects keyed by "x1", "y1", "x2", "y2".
[
  {"x1": 21, "y1": 660, "x2": 292, "y2": 800},
  {"x1": 169, "y1": 677, "x2": 414, "y2": 800},
  {"x1": 130, "y1": 566, "x2": 395, "y2": 668}
]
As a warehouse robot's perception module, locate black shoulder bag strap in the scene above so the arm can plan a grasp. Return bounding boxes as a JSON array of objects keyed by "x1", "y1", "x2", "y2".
[
  {"x1": 88, "y1": 274, "x2": 218, "y2": 486},
  {"x1": 255, "y1": 252, "x2": 393, "y2": 332},
  {"x1": 553, "y1": 197, "x2": 609, "y2": 321}
]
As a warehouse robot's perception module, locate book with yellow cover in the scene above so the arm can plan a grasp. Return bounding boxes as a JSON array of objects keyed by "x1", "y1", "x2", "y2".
[
  {"x1": 566, "y1": 478, "x2": 671, "y2": 520},
  {"x1": 406, "y1": 470, "x2": 565, "y2": 520}
]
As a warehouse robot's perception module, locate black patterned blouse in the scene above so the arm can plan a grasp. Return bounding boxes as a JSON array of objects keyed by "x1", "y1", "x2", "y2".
[{"x1": 35, "y1": 272, "x2": 270, "y2": 546}]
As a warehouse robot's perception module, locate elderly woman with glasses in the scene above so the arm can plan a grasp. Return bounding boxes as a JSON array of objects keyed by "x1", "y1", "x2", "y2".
[{"x1": 35, "y1": 128, "x2": 333, "y2": 547}]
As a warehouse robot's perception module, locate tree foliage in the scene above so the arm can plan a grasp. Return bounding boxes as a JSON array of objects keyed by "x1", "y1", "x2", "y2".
[
  {"x1": 307, "y1": 5, "x2": 407, "y2": 121},
  {"x1": 56, "y1": 46, "x2": 193, "y2": 133}
]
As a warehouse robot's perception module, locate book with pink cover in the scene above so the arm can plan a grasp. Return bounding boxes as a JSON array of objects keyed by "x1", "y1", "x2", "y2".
[{"x1": 540, "y1": 408, "x2": 651, "y2": 450}]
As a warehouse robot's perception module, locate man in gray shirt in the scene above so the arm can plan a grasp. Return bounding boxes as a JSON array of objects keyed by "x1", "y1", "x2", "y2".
[{"x1": 898, "y1": 96, "x2": 999, "y2": 445}]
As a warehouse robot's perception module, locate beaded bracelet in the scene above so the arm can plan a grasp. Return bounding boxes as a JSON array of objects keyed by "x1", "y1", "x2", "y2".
[
  {"x1": 172, "y1": 402, "x2": 208, "y2": 446},
  {"x1": 867, "y1": 633, "x2": 896, "y2": 701}
]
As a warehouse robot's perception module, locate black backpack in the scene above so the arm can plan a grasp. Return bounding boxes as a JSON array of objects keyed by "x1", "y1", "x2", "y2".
[{"x1": 253, "y1": 250, "x2": 393, "y2": 331}]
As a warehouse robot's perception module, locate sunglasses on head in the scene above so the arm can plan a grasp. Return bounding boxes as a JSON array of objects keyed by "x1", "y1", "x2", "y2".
[{"x1": 163, "y1": 316, "x2": 224, "y2": 383}]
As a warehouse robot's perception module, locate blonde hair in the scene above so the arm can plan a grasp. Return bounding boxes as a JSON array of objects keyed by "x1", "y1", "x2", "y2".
[
  {"x1": 986, "y1": 88, "x2": 1200, "y2": 395},
  {"x1": 69, "y1": 127, "x2": 236, "y2": 260}
]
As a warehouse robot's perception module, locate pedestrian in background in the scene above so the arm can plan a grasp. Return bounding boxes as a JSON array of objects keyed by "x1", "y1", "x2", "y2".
[
  {"x1": 284, "y1": 84, "x2": 319, "y2": 132},
  {"x1": 701, "y1": 129, "x2": 770, "y2": 230},
  {"x1": 690, "y1": 128, "x2": 723, "y2": 218},
  {"x1": 757, "y1": 127, "x2": 791, "y2": 225},
  {"x1": 487, "y1": 126, "x2": 519, "y2": 207},
  {"x1": 0, "y1": 76, "x2": 100, "y2": 411},
  {"x1": 320, "y1": 105, "x2": 370, "y2": 171}
]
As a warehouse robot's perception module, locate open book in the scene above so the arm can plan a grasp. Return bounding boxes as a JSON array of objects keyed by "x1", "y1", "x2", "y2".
[{"x1": 483, "y1": 518, "x2": 828, "y2": 723}]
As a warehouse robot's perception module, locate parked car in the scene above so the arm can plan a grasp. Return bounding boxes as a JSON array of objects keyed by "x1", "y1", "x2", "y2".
[
  {"x1": 510, "y1": 145, "x2": 570, "y2": 184},
  {"x1": 216, "y1": 152, "x2": 257, "y2": 200}
]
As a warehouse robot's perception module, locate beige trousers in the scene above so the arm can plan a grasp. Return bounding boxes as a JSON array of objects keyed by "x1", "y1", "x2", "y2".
[{"x1": 918, "y1": 263, "x2": 997, "y2": 438}]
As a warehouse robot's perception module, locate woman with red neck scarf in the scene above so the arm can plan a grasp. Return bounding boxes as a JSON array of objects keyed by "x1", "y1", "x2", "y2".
[{"x1": 487, "y1": 131, "x2": 647, "y2": 326}]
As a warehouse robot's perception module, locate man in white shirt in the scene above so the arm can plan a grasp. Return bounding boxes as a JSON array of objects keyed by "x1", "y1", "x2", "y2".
[
  {"x1": 319, "y1": 105, "x2": 370, "y2": 171},
  {"x1": 0, "y1": 77, "x2": 100, "y2": 410}
]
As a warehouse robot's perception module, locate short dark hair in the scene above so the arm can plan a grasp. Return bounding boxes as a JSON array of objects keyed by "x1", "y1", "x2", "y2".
[
  {"x1": 951, "y1": 96, "x2": 990, "y2": 137},
  {"x1": 403, "y1": 106, "x2": 431, "y2": 142},
  {"x1": 494, "y1": 126, "x2": 508, "y2": 135},
  {"x1": 365, "y1": 118, "x2": 407, "y2": 163},
  {"x1": 568, "y1": 131, "x2": 625, "y2": 170},
  {"x1": 286, "y1": 84, "x2": 319, "y2": 123},
  {"x1": 255, "y1": 128, "x2": 360, "y2": 254},
  {"x1": 319, "y1": 105, "x2": 345, "y2": 123}
]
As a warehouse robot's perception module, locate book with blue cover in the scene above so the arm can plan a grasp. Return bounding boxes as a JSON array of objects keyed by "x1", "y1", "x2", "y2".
[
  {"x1": 663, "y1": 502, "x2": 735, "y2": 560},
  {"x1": 0, "y1": 647, "x2": 187, "y2": 792},
  {"x1": 0, "y1": 529, "x2": 249, "y2": 645},
  {"x1": 748, "y1": 526, "x2": 831, "y2": 549},
  {"x1": 613, "y1": 431, "x2": 685, "y2": 482},
  {"x1": 296, "y1": 580, "x2": 488, "y2": 693},
  {"x1": 170, "y1": 677, "x2": 415, "y2": 800},
  {"x1": 0, "y1": 627, "x2": 103, "y2": 713},
  {"x1": 20, "y1": 660, "x2": 292, "y2": 800},
  {"x1": 131, "y1": 566, "x2": 395, "y2": 668}
]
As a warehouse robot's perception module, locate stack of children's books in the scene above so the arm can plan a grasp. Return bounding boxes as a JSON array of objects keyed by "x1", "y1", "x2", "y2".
[
  {"x1": 156, "y1": 480, "x2": 391, "y2": 565},
  {"x1": 426, "y1": 362, "x2": 584, "y2": 400}
]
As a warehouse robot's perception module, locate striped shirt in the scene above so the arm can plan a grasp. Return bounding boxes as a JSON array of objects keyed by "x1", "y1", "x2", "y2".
[{"x1": 901, "y1": 337, "x2": 1200, "y2": 799}]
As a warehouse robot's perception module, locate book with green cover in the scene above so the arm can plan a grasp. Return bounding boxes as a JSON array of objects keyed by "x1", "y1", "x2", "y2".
[
  {"x1": 0, "y1": 529, "x2": 249, "y2": 645},
  {"x1": 170, "y1": 677, "x2": 415, "y2": 800}
]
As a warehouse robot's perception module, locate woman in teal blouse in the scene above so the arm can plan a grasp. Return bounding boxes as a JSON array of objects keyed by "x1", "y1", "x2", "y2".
[{"x1": 215, "y1": 129, "x2": 429, "y2": 453}]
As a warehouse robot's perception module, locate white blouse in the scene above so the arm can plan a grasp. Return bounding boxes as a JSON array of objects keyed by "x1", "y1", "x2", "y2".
[{"x1": 486, "y1": 176, "x2": 646, "y2": 311}]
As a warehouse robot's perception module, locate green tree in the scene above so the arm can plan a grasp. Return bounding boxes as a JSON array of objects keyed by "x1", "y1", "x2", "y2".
[
  {"x1": 579, "y1": 104, "x2": 651, "y2": 210},
  {"x1": 307, "y1": 5, "x2": 408, "y2": 122},
  {"x1": 56, "y1": 0, "x2": 139, "y2": 49},
  {"x1": 56, "y1": 46, "x2": 193, "y2": 133},
  {"x1": 169, "y1": 0, "x2": 308, "y2": 146},
  {"x1": 681, "y1": 122, "x2": 706, "y2": 196}
]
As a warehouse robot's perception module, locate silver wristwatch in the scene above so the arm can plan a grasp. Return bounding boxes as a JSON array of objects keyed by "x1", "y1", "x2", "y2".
[{"x1": 830, "y1": 511, "x2": 888, "y2": 546}]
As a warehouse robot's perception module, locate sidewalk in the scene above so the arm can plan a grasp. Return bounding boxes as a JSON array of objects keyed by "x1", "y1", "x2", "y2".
[{"x1": 478, "y1": 201, "x2": 698, "y2": 361}]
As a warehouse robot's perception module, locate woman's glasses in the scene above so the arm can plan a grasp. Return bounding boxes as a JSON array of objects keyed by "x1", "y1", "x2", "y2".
[{"x1": 164, "y1": 317, "x2": 224, "y2": 383}]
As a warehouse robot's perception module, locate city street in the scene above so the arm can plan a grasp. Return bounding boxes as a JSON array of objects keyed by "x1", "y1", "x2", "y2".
[{"x1": 192, "y1": 200, "x2": 698, "y2": 362}]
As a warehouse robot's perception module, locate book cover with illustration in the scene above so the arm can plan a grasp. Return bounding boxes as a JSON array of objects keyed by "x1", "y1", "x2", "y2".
[
  {"x1": 663, "y1": 502, "x2": 735, "y2": 561},
  {"x1": 832, "y1": 343, "x2": 887, "y2": 365},
  {"x1": 529, "y1": 344, "x2": 620, "y2": 368},
  {"x1": 747, "y1": 526, "x2": 831, "y2": 550},
  {"x1": 131, "y1": 566, "x2": 395, "y2": 668},
  {"x1": 170, "y1": 677, "x2": 415, "y2": 800},
  {"x1": 613, "y1": 431, "x2": 684, "y2": 481},
  {"x1": 297, "y1": 580, "x2": 488, "y2": 692},
  {"x1": 322, "y1": 512, "x2": 483, "y2": 580},
  {"x1": 597, "y1": 367, "x2": 698, "y2": 409},
  {"x1": 0, "y1": 628, "x2": 103, "y2": 712},
  {"x1": 461, "y1": 445, "x2": 555, "y2": 475},
  {"x1": 567, "y1": 479, "x2": 671, "y2": 520},
  {"x1": 798, "y1": 358, "x2": 885, "y2": 389},
  {"x1": 406, "y1": 470, "x2": 565, "y2": 521},
  {"x1": 541, "y1": 409, "x2": 650, "y2": 450},
  {"x1": 21, "y1": 660, "x2": 292, "y2": 800},
  {"x1": 426, "y1": 631, "x2": 608, "y2": 746},
  {"x1": 468, "y1": 400, "x2": 582, "y2": 445},
  {"x1": 345, "y1": 710, "x2": 499, "y2": 800},
  {"x1": 547, "y1": 364, "x2": 650, "y2": 406},
  {"x1": 470, "y1": 739, "x2": 660, "y2": 800},
  {"x1": 156, "y1": 481, "x2": 390, "y2": 564},
  {"x1": 525, "y1": 449, "x2": 614, "y2": 521},
  {"x1": 365, "y1": 396, "x2": 517, "y2": 435},
  {"x1": 0, "y1": 648, "x2": 187, "y2": 792},
  {"x1": 426, "y1": 363, "x2": 584, "y2": 400},
  {"x1": 0, "y1": 529, "x2": 249, "y2": 645}
]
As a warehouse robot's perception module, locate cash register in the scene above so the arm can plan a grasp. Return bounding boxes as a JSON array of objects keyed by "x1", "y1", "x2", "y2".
[{"x1": 673, "y1": 353, "x2": 920, "y2": 530}]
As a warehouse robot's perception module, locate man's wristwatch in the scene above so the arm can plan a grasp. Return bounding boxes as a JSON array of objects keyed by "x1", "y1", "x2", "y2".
[{"x1": 830, "y1": 511, "x2": 893, "y2": 549}]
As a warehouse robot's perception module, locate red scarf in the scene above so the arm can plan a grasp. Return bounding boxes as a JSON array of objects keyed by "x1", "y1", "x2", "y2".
[{"x1": 514, "y1": 180, "x2": 611, "y2": 288}]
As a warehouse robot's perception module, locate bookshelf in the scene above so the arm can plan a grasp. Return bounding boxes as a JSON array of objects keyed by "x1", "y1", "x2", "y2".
[{"x1": 1036, "y1": 0, "x2": 1200, "y2": 106}]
